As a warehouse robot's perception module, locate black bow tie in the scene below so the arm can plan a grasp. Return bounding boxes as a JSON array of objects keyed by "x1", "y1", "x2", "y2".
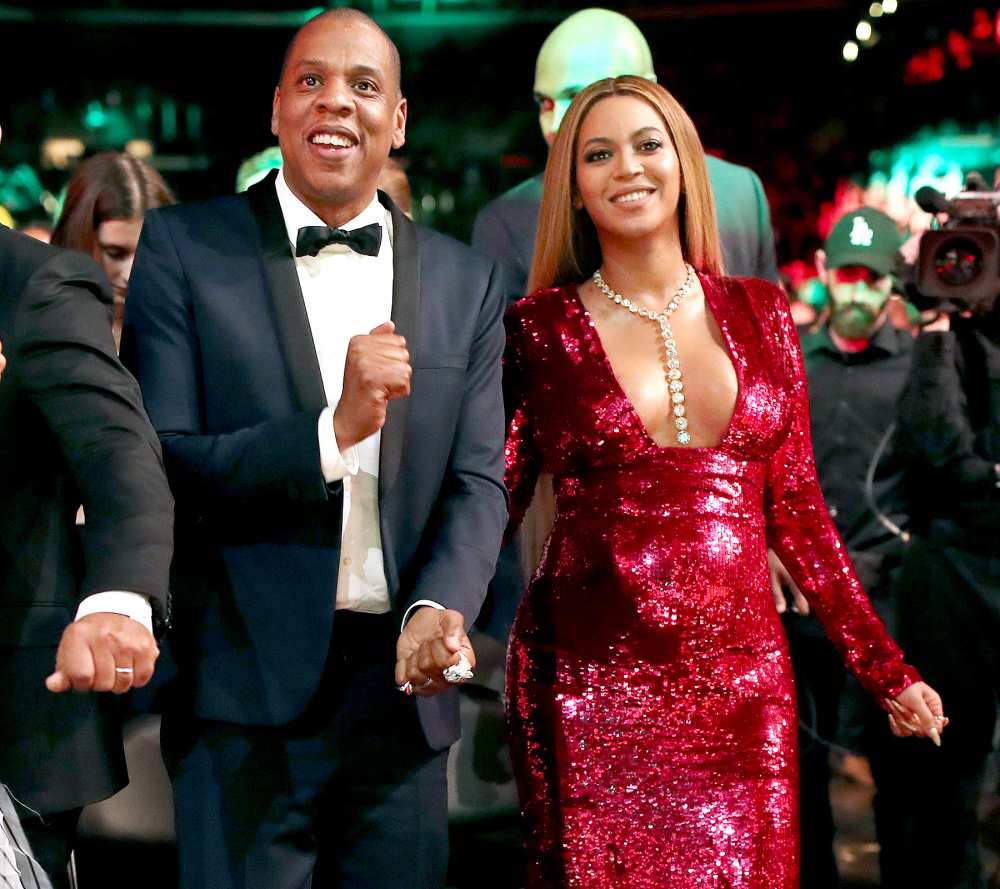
[{"x1": 295, "y1": 222, "x2": 382, "y2": 258}]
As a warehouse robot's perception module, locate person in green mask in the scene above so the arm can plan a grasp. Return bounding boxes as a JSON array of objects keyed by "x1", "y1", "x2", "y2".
[
  {"x1": 472, "y1": 7, "x2": 778, "y2": 309},
  {"x1": 791, "y1": 206, "x2": 915, "y2": 889}
]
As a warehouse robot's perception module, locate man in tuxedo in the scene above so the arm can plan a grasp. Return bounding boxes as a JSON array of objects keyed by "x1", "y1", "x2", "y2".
[
  {"x1": 123, "y1": 10, "x2": 507, "y2": 889},
  {"x1": 0, "y1": 134, "x2": 174, "y2": 886},
  {"x1": 472, "y1": 7, "x2": 779, "y2": 307}
]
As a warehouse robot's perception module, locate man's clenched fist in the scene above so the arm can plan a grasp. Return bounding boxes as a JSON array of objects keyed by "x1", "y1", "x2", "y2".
[
  {"x1": 46, "y1": 612, "x2": 159, "y2": 695},
  {"x1": 395, "y1": 608, "x2": 475, "y2": 698},
  {"x1": 333, "y1": 321, "x2": 411, "y2": 450}
]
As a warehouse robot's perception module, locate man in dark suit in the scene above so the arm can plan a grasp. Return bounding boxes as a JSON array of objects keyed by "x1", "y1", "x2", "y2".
[
  {"x1": 472, "y1": 7, "x2": 779, "y2": 307},
  {"x1": 123, "y1": 10, "x2": 507, "y2": 889},
  {"x1": 0, "y1": 197, "x2": 173, "y2": 884}
]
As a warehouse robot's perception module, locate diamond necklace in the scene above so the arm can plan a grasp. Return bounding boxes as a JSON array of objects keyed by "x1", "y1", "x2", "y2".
[{"x1": 592, "y1": 263, "x2": 697, "y2": 446}]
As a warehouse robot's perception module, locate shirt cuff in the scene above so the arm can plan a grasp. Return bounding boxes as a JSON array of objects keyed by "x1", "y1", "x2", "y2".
[
  {"x1": 401, "y1": 599, "x2": 446, "y2": 631},
  {"x1": 318, "y1": 406, "x2": 360, "y2": 483},
  {"x1": 76, "y1": 592, "x2": 153, "y2": 634}
]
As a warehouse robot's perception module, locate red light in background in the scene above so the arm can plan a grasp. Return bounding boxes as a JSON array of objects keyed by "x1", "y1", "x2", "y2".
[
  {"x1": 972, "y1": 8, "x2": 993, "y2": 39},
  {"x1": 947, "y1": 30, "x2": 973, "y2": 68},
  {"x1": 500, "y1": 154, "x2": 534, "y2": 169}
]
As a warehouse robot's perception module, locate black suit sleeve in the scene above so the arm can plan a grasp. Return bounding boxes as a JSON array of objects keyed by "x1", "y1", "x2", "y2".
[
  {"x1": 11, "y1": 249, "x2": 173, "y2": 614},
  {"x1": 123, "y1": 210, "x2": 331, "y2": 507},
  {"x1": 403, "y1": 261, "x2": 510, "y2": 626}
]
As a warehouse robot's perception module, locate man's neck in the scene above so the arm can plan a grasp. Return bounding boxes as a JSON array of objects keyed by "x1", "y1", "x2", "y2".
[{"x1": 281, "y1": 173, "x2": 378, "y2": 229}]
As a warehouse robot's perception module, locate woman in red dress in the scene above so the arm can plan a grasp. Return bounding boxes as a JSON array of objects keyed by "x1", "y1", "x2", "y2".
[{"x1": 503, "y1": 75, "x2": 946, "y2": 888}]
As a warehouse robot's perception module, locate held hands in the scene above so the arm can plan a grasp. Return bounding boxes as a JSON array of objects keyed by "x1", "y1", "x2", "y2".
[
  {"x1": 767, "y1": 549, "x2": 809, "y2": 616},
  {"x1": 395, "y1": 607, "x2": 476, "y2": 698},
  {"x1": 333, "y1": 321, "x2": 411, "y2": 451},
  {"x1": 46, "y1": 612, "x2": 159, "y2": 695},
  {"x1": 886, "y1": 682, "x2": 948, "y2": 746}
]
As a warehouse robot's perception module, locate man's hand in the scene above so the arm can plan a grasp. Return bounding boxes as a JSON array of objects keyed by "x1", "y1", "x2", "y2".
[
  {"x1": 46, "y1": 612, "x2": 159, "y2": 695},
  {"x1": 768, "y1": 548, "x2": 809, "y2": 615},
  {"x1": 395, "y1": 608, "x2": 475, "y2": 698},
  {"x1": 333, "y1": 321, "x2": 411, "y2": 451}
]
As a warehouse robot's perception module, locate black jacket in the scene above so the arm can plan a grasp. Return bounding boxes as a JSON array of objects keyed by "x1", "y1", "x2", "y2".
[
  {"x1": 0, "y1": 226, "x2": 173, "y2": 812},
  {"x1": 896, "y1": 317, "x2": 1000, "y2": 553}
]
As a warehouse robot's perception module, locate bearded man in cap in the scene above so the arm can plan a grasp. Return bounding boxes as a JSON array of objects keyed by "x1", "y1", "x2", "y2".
[{"x1": 787, "y1": 206, "x2": 914, "y2": 888}]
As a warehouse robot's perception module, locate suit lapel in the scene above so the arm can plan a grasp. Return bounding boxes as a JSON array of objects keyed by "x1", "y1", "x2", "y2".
[
  {"x1": 378, "y1": 191, "x2": 420, "y2": 501},
  {"x1": 247, "y1": 172, "x2": 327, "y2": 413}
]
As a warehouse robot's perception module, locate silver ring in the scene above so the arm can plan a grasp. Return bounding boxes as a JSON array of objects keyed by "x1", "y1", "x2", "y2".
[
  {"x1": 114, "y1": 667, "x2": 134, "y2": 675},
  {"x1": 419, "y1": 677, "x2": 434, "y2": 689},
  {"x1": 398, "y1": 682, "x2": 413, "y2": 695},
  {"x1": 443, "y1": 653, "x2": 474, "y2": 684}
]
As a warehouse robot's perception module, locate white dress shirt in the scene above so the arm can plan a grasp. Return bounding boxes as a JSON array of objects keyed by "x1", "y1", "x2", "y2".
[{"x1": 276, "y1": 170, "x2": 393, "y2": 614}]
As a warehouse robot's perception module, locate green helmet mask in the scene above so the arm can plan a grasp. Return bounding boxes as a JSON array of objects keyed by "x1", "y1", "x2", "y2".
[{"x1": 533, "y1": 8, "x2": 656, "y2": 146}]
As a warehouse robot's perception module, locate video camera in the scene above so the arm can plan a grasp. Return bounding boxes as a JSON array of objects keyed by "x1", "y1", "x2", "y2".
[{"x1": 911, "y1": 174, "x2": 1000, "y2": 313}]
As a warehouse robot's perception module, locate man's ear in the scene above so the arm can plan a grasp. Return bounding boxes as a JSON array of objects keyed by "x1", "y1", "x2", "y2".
[
  {"x1": 392, "y1": 97, "x2": 407, "y2": 150},
  {"x1": 270, "y1": 87, "x2": 281, "y2": 138}
]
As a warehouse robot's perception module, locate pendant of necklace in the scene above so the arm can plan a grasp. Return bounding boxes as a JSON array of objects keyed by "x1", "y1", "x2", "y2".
[{"x1": 592, "y1": 263, "x2": 697, "y2": 446}]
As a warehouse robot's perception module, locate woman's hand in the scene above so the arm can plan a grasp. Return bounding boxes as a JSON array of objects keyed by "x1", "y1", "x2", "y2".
[{"x1": 886, "y1": 682, "x2": 948, "y2": 746}]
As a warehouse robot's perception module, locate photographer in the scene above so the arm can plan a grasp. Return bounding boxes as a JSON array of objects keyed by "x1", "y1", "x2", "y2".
[{"x1": 882, "y1": 189, "x2": 1000, "y2": 888}]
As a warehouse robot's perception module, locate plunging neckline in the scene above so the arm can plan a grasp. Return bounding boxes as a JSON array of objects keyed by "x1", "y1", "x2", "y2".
[{"x1": 569, "y1": 273, "x2": 745, "y2": 454}]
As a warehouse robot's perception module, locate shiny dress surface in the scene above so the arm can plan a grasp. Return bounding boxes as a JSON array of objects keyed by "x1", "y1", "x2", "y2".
[{"x1": 503, "y1": 275, "x2": 919, "y2": 889}]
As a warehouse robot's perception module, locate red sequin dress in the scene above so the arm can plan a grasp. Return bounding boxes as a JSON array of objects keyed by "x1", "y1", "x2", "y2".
[{"x1": 503, "y1": 275, "x2": 919, "y2": 889}]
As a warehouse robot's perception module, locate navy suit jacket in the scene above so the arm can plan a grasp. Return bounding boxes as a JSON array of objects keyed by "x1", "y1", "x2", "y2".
[
  {"x1": 123, "y1": 174, "x2": 508, "y2": 748},
  {"x1": 472, "y1": 155, "x2": 779, "y2": 305}
]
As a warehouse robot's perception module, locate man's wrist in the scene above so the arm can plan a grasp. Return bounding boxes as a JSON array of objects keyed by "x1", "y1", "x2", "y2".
[
  {"x1": 332, "y1": 409, "x2": 361, "y2": 453},
  {"x1": 400, "y1": 600, "x2": 445, "y2": 632},
  {"x1": 319, "y1": 407, "x2": 360, "y2": 482},
  {"x1": 76, "y1": 591, "x2": 153, "y2": 634}
]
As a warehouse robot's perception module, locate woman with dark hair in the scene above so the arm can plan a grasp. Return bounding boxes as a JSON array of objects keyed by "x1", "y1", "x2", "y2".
[
  {"x1": 504, "y1": 76, "x2": 944, "y2": 887},
  {"x1": 52, "y1": 152, "x2": 174, "y2": 347}
]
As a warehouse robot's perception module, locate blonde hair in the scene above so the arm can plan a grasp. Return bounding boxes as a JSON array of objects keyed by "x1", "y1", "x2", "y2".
[{"x1": 528, "y1": 75, "x2": 722, "y2": 293}]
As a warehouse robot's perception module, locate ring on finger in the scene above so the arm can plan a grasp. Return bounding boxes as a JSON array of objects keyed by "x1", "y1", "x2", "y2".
[
  {"x1": 115, "y1": 667, "x2": 135, "y2": 675},
  {"x1": 443, "y1": 653, "x2": 474, "y2": 684}
]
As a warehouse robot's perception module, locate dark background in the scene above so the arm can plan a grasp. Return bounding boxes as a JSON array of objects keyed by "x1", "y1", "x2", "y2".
[{"x1": 1, "y1": 0, "x2": 996, "y2": 264}]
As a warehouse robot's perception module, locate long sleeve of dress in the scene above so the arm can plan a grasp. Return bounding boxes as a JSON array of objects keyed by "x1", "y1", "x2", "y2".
[
  {"x1": 503, "y1": 309, "x2": 543, "y2": 539},
  {"x1": 764, "y1": 294, "x2": 920, "y2": 701}
]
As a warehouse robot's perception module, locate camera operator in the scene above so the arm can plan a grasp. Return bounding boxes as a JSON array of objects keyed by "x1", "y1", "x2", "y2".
[{"x1": 882, "y1": 184, "x2": 1000, "y2": 888}]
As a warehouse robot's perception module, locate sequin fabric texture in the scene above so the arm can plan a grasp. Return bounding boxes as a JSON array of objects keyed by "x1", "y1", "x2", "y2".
[{"x1": 503, "y1": 275, "x2": 920, "y2": 889}]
